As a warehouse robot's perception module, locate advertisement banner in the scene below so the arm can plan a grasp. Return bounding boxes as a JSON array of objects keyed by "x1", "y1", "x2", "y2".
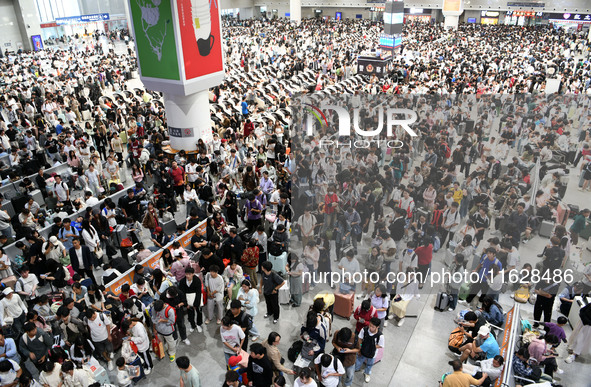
[
  {"x1": 177, "y1": 0, "x2": 224, "y2": 80},
  {"x1": 129, "y1": 0, "x2": 180, "y2": 80},
  {"x1": 31, "y1": 35, "x2": 43, "y2": 51},
  {"x1": 443, "y1": 0, "x2": 461, "y2": 12}
]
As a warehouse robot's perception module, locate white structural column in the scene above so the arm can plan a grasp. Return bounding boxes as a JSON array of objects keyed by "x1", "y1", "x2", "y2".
[
  {"x1": 443, "y1": 15, "x2": 460, "y2": 29},
  {"x1": 290, "y1": 0, "x2": 302, "y2": 24},
  {"x1": 163, "y1": 91, "x2": 213, "y2": 151},
  {"x1": 442, "y1": 0, "x2": 463, "y2": 30}
]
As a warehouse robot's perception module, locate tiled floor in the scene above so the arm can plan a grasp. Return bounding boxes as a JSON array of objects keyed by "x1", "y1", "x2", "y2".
[
  {"x1": 117, "y1": 165, "x2": 591, "y2": 387},
  {"x1": 93, "y1": 78, "x2": 591, "y2": 386}
]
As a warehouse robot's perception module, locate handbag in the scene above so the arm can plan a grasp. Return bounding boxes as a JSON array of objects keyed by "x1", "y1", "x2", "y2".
[
  {"x1": 59, "y1": 253, "x2": 71, "y2": 266},
  {"x1": 121, "y1": 238, "x2": 133, "y2": 248},
  {"x1": 151, "y1": 335, "x2": 165, "y2": 359},
  {"x1": 95, "y1": 246, "x2": 104, "y2": 259}
]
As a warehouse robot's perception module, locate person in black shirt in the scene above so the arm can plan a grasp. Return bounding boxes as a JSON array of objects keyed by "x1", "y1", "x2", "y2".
[
  {"x1": 190, "y1": 233, "x2": 207, "y2": 251},
  {"x1": 49, "y1": 217, "x2": 63, "y2": 237},
  {"x1": 44, "y1": 133, "x2": 60, "y2": 162},
  {"x1": 118, "y1": 189, "x2": 140, "y2": 221},
  {"x1": 198, "y1": 247, "x2": 225, "y2": 277},
  {"x1": 163, "y1": 287, "x2": 190, "y2": 345},
  {"x1": 247, "y1": 343, "x2": 274, "y2": 387},
  {"x1": 259, "y1": 261, "x2": 285, "y2": 323},
  {"x1": 225, "y1": 299, "x2": 252, "y2": 351},
  {"x1": 458, "y1": 311, "x2": 486, "y2": 345},
  {"x1": 178, "y1": 267, "x2": 203, "y2": 333},
  {"x1": 533, "y1": 280, "x2": 560, "y2": 325},
  {"x1": 222, "y1": 228, "x2": 245, "y2": 262},
  {"x1": 35, "y1": 168, "x2": 50, "y2": 198}
]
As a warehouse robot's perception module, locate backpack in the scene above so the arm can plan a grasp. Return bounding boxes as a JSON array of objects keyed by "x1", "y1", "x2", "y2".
[
  {"x1": 287, "y1": 340, "x2": 303, "y2": 362},
  {"x1": 240, "y1": 312, "x2": 253, "y2": 331},
  {"x1": 448, "y1": 327, "x2": 465, "y2": 349},
  {"x1": 164, "y1": 305, "x2": 177, "y2": 324},
  {"x1": 359, "y1": 327, "x2": 381, "y2": 359}
]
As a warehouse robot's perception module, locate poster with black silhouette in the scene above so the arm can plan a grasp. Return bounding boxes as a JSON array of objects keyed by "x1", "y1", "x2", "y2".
[{"x1": 178, "y1": 0, "x2": 224, "y2": 80}]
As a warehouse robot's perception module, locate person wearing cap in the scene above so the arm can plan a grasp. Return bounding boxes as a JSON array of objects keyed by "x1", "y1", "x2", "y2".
[
  {"x1": 42, "y1": 235, "x2": 67, "y2": 263},
  {"x1": 458, "y1": 325, "x2": 500, "y2": 363},
  {"x1": 0, "y1": 287, "x2": 28, "y2": 336}
]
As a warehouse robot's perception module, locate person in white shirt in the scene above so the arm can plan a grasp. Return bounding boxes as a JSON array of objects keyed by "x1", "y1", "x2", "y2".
[
  {"x1": 441, "y1": 202, "x2": 461, "y2": 248},
  {"x1": 184, "y1": 184, "x2": 199, "y2": 218},
  {"x1": 53, "y1": 176, "x2": 70, "y2": 204},
  {"x1": 0, "y1": 288, "x2": 27, "y2": 335},
  {"x1": 125, "y1": 319, "x2": 153, "y2": 374},
  {"x1": 388, "y1": 269, "x2": 420, "y2": 327},
  {"x1": 298, "y1": 208, "x2": 317, "y2": 248},
  {"x1": 84, "y1": 310, "x2": 114, "y2": 370},
  {"x1": 15, "y1": 266, "x2": 39, "y2": 303},
  {"x1": 313, "y1": 353, "x2": 345, "y2": 387},
  {"x1": 60, "y1": 360, "x2": 96, "y2": 387},
  {"x1": 185, "y1": 160, "x2": 199, "y2": 187},
  {"x1": 0, "y1": 358, "x2": 22, "y2": 386},
  {"x1": 116, "y1": 356, "x2": 140, "y2": 387},
  {"x1": 293, "y1": 367, "x2": 318, "y2": 387},
  {"x1": 354, "y1": 317, "x2": 385, "y2": 383}
]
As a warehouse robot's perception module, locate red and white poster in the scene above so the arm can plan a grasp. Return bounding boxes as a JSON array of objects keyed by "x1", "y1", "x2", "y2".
[{"x1": 177, "y1": 0, "x2": 224, "y2": 80}]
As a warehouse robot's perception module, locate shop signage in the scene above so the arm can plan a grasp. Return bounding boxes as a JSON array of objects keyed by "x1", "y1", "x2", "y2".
[
  {"x1": 55, "y1": 13, "x2": 110, "y2": 25},
  {"x1": 547, "y1": 13, "x2": 591, "y2": 21},
  {"x1": 507, "y1": 2, "x2": 545, "y2": 7}
]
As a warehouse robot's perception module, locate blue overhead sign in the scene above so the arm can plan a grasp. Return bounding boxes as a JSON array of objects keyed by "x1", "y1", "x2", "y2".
[{"x1": 55, "y1": 13, "x2": 110, "y2": 25}]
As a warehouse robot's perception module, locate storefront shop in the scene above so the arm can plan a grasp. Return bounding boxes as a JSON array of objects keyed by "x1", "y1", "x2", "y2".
[
  {"x1": 404, "y1": 8, "x2": 432, "y2": 23},
  {"x1": 547, "y1": 13, "x2": 591, "y2": 30},
  {"x1": 505, "y1": 10, "x2": 544, "y2": 26},
  {"x1": 480, "y1": 11, "x2": 500, "y2": 25}
]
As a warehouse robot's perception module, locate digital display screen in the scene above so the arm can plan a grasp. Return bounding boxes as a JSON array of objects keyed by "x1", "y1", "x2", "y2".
[{"x1": 379, "y1": 34, "x2": 402, "y2": 49}]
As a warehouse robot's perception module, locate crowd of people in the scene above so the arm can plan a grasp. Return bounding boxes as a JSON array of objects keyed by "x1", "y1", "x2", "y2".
[{"x1": 0, "y1": 15, "x2": 587, "y2": 387}]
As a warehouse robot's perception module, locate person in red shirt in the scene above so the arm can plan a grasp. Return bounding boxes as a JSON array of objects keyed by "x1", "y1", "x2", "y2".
[
  {"x1": 129, "y1": 136, "x2": 141, "y2": 161},
  {"x1": 243, "y1": 119, "x2": 254, "y2": 138},
  {"x1": 323, "y1": 184, "x2": 339, "y2": 232},
  {"x1": 169, "y1": 161, "x2": 186, "y2": 201},
  {"x1": 353, "y1": 299, "x2": 378, "y2": 334},
  {"x1": 415, "y1": 238, "x2": 433, "y2": 289},
  {"x1": 118, "y1": 283, "x2": 136, "y2": 303}
]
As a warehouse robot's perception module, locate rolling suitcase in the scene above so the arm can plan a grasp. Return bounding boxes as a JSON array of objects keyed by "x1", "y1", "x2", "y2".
[
  {"x1": 435, "y1": 291, "x2": 452, "y2": 311},
  {"x1": 333, "y1": 292, "x2": 354, "y2": 318},
  {"x1": 278, "y1": 282, "x2": 290, "y2": 304},
  {"x1": 268, "y1": 252, "x2": 288, "y2": 275},
  {"x1": 539, "y1": 220, "x2": 555, "y2": 238}
]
